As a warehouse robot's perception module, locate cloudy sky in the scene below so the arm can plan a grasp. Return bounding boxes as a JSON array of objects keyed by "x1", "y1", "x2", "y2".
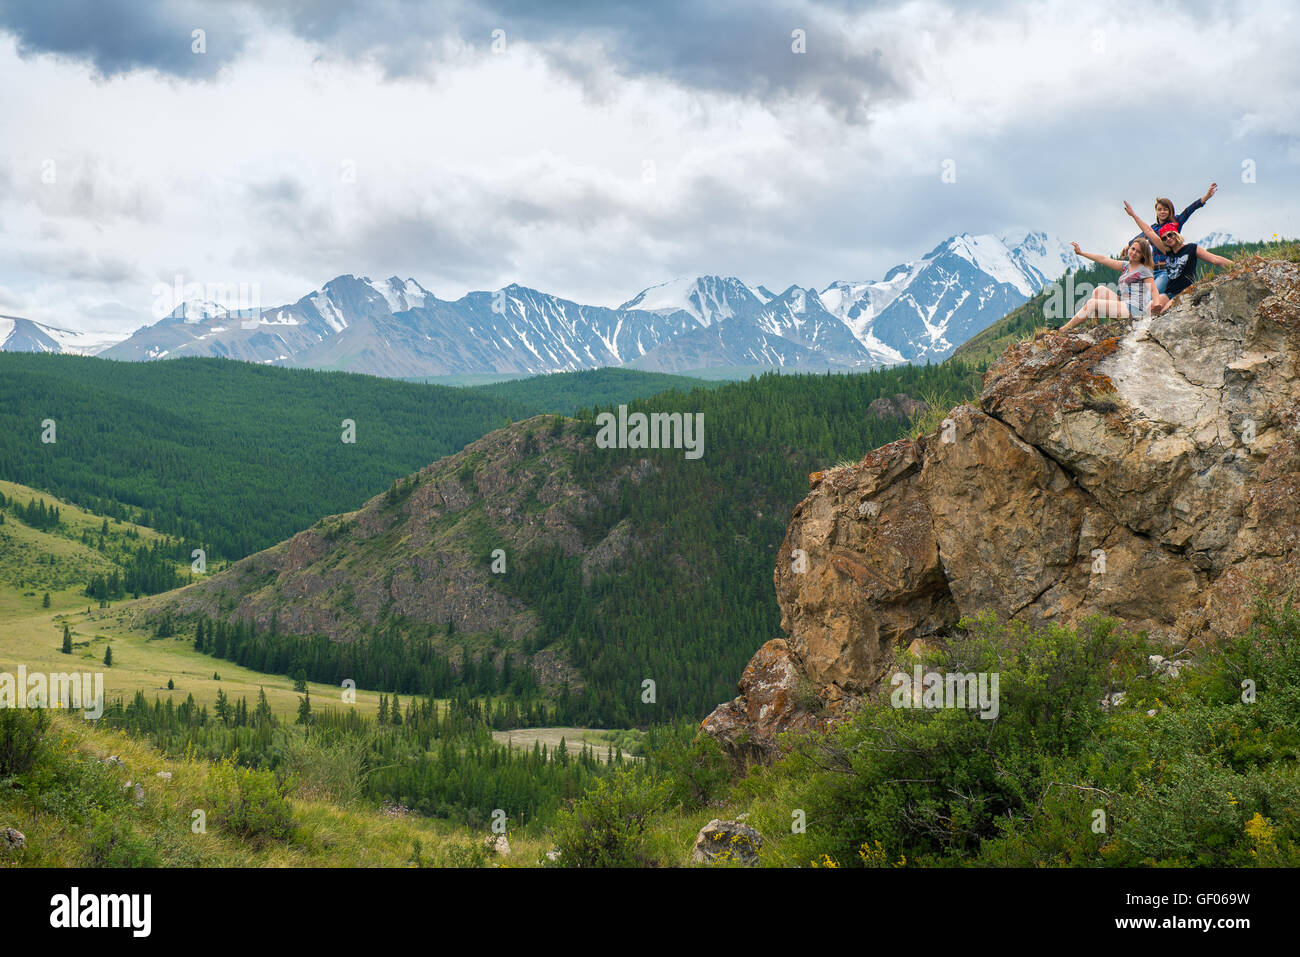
[{"x1": 1, "y1": 0, "x2": 1297, "y2": 336}]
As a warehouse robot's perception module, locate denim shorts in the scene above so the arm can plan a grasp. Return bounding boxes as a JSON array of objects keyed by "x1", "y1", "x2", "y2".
[{"x1": 1153, "y1": 270, "x2": 1169, "y2": 295}]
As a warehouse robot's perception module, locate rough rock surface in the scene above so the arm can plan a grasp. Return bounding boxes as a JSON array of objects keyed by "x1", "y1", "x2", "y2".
[
  {"x1": 704, "y1": 259, "x2": 1300, "y2": 762},
  {"x1": 690, "y1": 819, "x2": 763, "y2": 866},
  {"x1": 868, "y1": 393, "x2": 929, "y2": 421}
]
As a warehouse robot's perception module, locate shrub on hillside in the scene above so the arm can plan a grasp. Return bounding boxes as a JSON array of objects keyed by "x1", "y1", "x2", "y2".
[
  {"x1": 739, "y1": 598, "x2": 1300, "y2": 868},
  {"x1": 275, "y1": 729, "x2": 367, "y2": 807},
  {"x1": 205, "y1": 757, "x2": 296, "y2": 846},
  {"x1": 0, "y1": 707, "x2": 50, "y2": 777},
  {"x1": 646, "y1": 721, "x2": 730, "y2": 807},
  {"x1": 84, "y1": 810, "x2": 161, "y2": 867},
  {"x1": 551, "y1": 769, "x2": 667, "y2": 867},
  {"x1": 741, "y1": 612, "x2": 1149, "y2": 865}
]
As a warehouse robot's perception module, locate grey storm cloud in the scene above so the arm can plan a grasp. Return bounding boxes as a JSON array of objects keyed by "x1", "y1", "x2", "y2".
[
  {"x1": 472, "y1": 0, "x2": 904, "y2": 119},
  {"x1": 0, "y1": 0, "x2": 906, "y2": 117},
  {"x1": 0, "y1": 0, "x2": 249, "y2": 78}
]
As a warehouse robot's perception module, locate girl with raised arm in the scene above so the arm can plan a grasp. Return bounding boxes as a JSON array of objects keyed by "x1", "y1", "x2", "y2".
[
  {"x1": 1135, "y1": 184, "x2": 1217, "y2": 294},
  {"x1": 1060, "y1": 238, "x2": 1158, "y2": 333},
  {"x1": 1124, "y1": 201, "x2": 1234, "y2": 315}
]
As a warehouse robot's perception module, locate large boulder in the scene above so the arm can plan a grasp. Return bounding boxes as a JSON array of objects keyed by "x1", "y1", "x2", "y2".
[
  {"x1": 698, "y1": 638, "x2": 850, "y2": 765},
  {"x1": 690, "y1": 819, "x2": 763, "y2": 866},
  {"x1": 703, "y1": 258, "x2": 1300, "y2": 761}
]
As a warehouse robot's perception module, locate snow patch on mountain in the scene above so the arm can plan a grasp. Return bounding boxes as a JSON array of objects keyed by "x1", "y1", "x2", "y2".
[
  {"x1": 366, "y1": 276, "x2": 429, "y2": 313},
  {"x1": 619, "y1": 276, "x2": 762, "y2": 327},
  {"x1": 1197, "y1": 230, "x2": 1240, "y2": 248}
]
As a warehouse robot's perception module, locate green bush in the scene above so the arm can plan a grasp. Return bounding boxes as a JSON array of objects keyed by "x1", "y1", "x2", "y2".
[
  {"x1": 205, "y1": 757, "x2": 296, "y2": 846},
  {"x1": 735, "y1": 598, "x2": 1300, "y2": 868},
  {"x1": 84, "y1": 810, "x2": 161, "y2": 867},
  {"x1": 646, "y1": 722, "x2": 730, "y2": 807},
  {"x1": 0, "y1": 707, "x2": 50, "y2": 777},
  {"x1": 276, "y1": 728, "x2": 367, "y2": 807},
  {"x1": 441, "y1": 840, "x2": 490, "y2": 868},
  {"x1": 740, "y1": 612, "x2": 1149, "y2": 866},
  {"x1": 551, "y1": 769, "x2": 667, "y2": 867}
]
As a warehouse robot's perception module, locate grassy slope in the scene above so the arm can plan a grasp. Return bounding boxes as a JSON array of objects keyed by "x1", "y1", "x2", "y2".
[
  {"x1": 0, "y1": 480, "x2": 385, "y2": 721},
  {"x1": 0, "y1": 711, "x2": 548, "y2": 867},
  {"x1": 0, "y1": 711, "x2": 724, "y2": 867}
]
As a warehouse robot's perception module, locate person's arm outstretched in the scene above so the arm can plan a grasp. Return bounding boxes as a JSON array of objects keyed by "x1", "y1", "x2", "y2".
[
  {"x1": 1071, "y1": 241, "x2": 1124, "y2": 271},
  {"x1": 1125, "y1": 201, "x2": 1168, "y2": 252},
  {"x1": 1178, "y1": 182, "x2": 1217, "y2": 228},
  {"x1": 1195, "y1": 246, "x2": 1233, "y2": 268}
]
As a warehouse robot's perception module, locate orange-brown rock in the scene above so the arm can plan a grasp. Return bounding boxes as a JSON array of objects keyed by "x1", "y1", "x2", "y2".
[{"x1": 704, "y1": 258, "x2": 1300, "y2": 763}]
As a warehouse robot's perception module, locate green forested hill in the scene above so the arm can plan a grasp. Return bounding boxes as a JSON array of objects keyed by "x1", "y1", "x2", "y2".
[
  {"x1": 518, "y1": 363, "x2": 982, "y2": 722},
  {"x1": 154, "y1": 362, "x2": 982, "y2": 725},
  {"x1": 468, "y1": 367, "x2": 725, "y2": 415},
  {"x1": 0, "y1": 354, "x2": 533, "y2": 560},
  {"x1": 2, "y1": 351, "x2": 980, "y2": 725}
]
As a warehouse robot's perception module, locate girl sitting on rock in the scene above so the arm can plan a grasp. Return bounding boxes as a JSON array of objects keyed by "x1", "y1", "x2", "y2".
[
  {"x1": 1124, "y1": 201, "x2": 1234, "y2": 315},
  {"x1": 1059, "y1": 238, "x2": 1158, "y2": 333}
]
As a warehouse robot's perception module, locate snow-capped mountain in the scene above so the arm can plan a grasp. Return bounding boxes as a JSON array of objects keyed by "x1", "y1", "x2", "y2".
[
  {"x1": 0, "y1": 314, "x2": 125, "y2": 355},
  {"x1": 1197, "y1": 230, "x2": 1240, "y2": 248},
  {"x1": 819, "y1": 232, "x2": 1078, "y2": 362},
  {"x1": 92, "y1": 231, "x2": 1079, "y2": 376},
  {"x1": 101, "y1": 275, "x2": 430, "y2": 364},
  {"x1": 618, "y1": 275, "x2": 771, "y2": 325}
]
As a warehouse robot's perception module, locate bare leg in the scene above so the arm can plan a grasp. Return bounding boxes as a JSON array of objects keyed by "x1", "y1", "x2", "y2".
[{"x1": 1063, "y1": 287, "x2": 1125, "y2": 331}]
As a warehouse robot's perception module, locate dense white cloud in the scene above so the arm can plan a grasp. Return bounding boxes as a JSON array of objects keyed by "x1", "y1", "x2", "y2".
[{"x1": 0, "y1": 0, "x2": 1296, "y2": 333}]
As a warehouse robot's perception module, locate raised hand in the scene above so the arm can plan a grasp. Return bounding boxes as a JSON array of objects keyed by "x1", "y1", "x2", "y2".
[
  {"x1": 1123, "y1": 200, "x2": 1137, "y2": 218},
  {"x1": 1204, "y1": 182, "x2": 1218, "y2": 203},
  {"x1": 1071, "y1": 241, "x2": 1083, "y2": 255}
]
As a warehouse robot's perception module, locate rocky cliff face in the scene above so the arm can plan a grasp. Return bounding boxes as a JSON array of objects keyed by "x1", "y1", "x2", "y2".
[{"x1": 703, "y1": 258, "x2": 1300, "y2": 761}]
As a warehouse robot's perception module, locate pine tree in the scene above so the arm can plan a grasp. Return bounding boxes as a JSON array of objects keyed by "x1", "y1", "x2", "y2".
[
  {"x1": 42, "y1": 592, "x2": 50, "y2": 608},
  {"x1": 61, "y1": 624, "x2": 72, "y2": 655},
  {"x1": 103, "y1": 644, "x2": 113, "y2": 667},
  {"x1": 391, "y1": 693, "x2": 402, "y2": 727},
  {"x1": 194, "y1": 620, "x2": 205, "y2": 652},
  {"x1": 296, "y1": 690, "x2": 312, "y2": 725},
  {"x1": 255, "y1": 688, "x2": 273, "y2": 726}
]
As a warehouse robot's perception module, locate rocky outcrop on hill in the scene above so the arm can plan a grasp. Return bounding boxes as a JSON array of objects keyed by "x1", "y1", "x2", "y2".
[
  {"x1": 704, "y1": 258, "x2": 1300, "y2": 762},
  {"x1": 866, "y1": 393, "x2": 929, "y2": 421}
]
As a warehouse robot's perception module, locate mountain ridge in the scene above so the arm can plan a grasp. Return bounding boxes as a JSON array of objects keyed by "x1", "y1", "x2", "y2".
[{"x1": 83, "y1": 231, "x2": 1078, "y2": 375}]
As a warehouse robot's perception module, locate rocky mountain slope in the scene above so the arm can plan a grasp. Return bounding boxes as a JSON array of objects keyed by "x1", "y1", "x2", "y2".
[
  {"x1": 703, "y1": 256, "x2": 1300, "y2": 761},
  {"x1": 147, "y1": 415, "x2": 629, "y2": 680}
]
